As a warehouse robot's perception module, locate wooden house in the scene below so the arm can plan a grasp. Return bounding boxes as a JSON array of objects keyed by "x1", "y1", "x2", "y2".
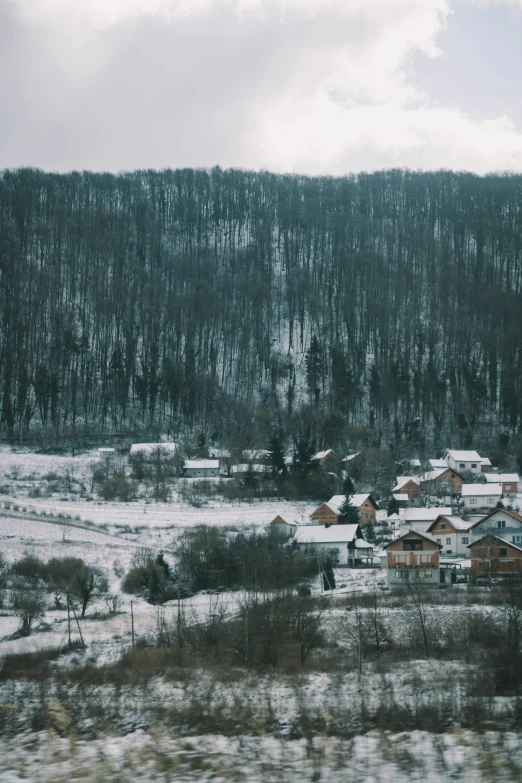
[
  {"x1": 385, "y1": 531, "x2": 441, "y2": 587},
  {"x1": 399, "y1": 507, "x2": 452, "y2": 535},
  {"x1": 481, "y1": 457, "x2": 492, "y2": 473},
  {"x1": 311, "y1": 449, "x2": 340, "y2": 468},
  {"x1": 420, "y1": 467, "x2": 463, "y2": 496},
  {"x1": 392, "y1": 476, "x2": 421, "y2": 499},
  {"x1": 469, "y1": 508, "x2": 522, "y2": 547},
  {"x1": 311, "y1": 494, "x2": 378, "y2": 526},
  {"x1": 469, "y1": 535, "x2": 522, "y2": 578}
]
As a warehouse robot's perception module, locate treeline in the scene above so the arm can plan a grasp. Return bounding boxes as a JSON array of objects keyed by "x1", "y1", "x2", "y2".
[{"x1": 1, "y1": 167, "x2": 522, "y2": 453}]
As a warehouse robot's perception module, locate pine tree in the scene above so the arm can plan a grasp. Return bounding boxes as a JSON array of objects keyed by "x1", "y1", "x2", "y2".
[
  {"x1": 387, "y1": 496, "x2": 400, "y2": 516},
  {"x1": 267, "y1": 428, "x2": 287, "y2": 478},
  {"x1": 342, "y1": 475, "x2": 355, "y2": 495},
  {"x1": 305, "y1": 335, "x2": 323, "y2": 406},
  {"x1": 322, "y1": 556, "x2": 336, "y2": 591},
  {"x1": 337, "y1": 496, "x2": 360, "y2": 525}
]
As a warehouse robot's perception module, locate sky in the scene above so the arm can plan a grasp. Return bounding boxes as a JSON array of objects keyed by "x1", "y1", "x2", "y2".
[{"x1": 1, "y1": 0, "x2": 522, "y2": 175}]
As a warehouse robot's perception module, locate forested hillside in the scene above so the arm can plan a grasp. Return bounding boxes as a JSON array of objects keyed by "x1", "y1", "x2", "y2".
[{"x1": 1, "y1": 167, "x2": 522, "y2": 453}]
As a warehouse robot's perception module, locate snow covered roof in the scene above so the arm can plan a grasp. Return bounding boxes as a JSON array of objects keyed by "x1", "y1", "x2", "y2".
[
  {"x1": 485, "y1": 473, "x2": 519, "y2": 483},
  {"x1": 209, "y1": 448, "x2": 231, "y2": 458},
  {"x1": 481, "y1": 458, "x2": 492, "y2": 466},
  {"x1": 342, "y1": 452, "x2": 360, "y2": 462},
  {"x1": 130, "y1": 442, "x2": 176, "y2": 454},
  {"x1": 444, "y1": 450, "x2": 481, "y2": 462},
  {"x1": 312, "y1": 449, "x2": 337, "y2": 461},
  {"x1": 420, "y1": 469, "x2": 446, "y2": 482},
  {"x1": 270, "y1": 515, "x2": 297, "y2": 527},
  {"x1": 184, "y1": 460, "x2": 220, "y2": 470},
  {"x1": 429, "y1": 459, "x2": 448, "y2": 469},
  {"x1": 408, "y1": 459, "x2": 421, "y2": 467},
  {"x1": 392, "y1": 494, "x2": 408, "y2": 502},
  {"x1": 461, "y1": 483, "x2": 502, "y2": 497},
  {"x1": 426, "y1": 515, "x2": 475, "y2": 533},
  {"x1": 327, "y1": 494, "x2": 373, "y2": 514},
  {"x1": 295, "y1": 524, "x2": 360, "y2": 544},
  {"x1": 98, "y1": 448, "x2": 114, "y2": 453},
  {"x1": 403, "y1": 507, "x2": 452, "y2": 522},
  {"x1": 393, "y1": 476, "x2": 420, "y2": 491},
  {"x1": 354, "y1": 538, "x2": 373, "y2": 549}
]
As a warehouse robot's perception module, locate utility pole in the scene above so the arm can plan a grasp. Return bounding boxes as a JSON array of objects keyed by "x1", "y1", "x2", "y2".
[{"x1": 130, "y1": 600, "x2": 135, "y2": 647}]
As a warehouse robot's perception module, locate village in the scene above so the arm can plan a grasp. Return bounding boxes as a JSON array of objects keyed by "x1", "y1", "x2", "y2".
[{"x1": 122, "y1": 442, "x2": 522, "y2": 591}]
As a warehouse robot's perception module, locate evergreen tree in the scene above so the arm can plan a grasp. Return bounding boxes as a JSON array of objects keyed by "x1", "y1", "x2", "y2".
[
  {"x1": 387, "y1": 496, "x2": 400, "y2": 516},
  {"x1": 337, "y1": 496, "x2": 361, "y2": 525},
  {"x1": 267, "y1": 428, "x2": 287, "y2": 478},
  {"x1": 342, "y1": 474, "x2": 355, "y2": 495},
  {"x1": 305, "y1": 335, "x2": 323, "y2": 407}
]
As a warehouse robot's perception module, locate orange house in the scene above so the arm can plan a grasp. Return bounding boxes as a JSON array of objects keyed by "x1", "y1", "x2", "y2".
[
  {"x1": 469, "y1": 535, "x2": 522, "y2": 577},
  {"x1": 385, "y1": 530, "x2": 441, "y2": 586},
  {"x1": 392, "y1": 476, "x2": 421, "y2": 499},
  {"x1": 420, "y1": 468, "x2": 462, "y2": 496},
  {"x1": 310, "y1": 494, "x2": 378, "y2": 526}
]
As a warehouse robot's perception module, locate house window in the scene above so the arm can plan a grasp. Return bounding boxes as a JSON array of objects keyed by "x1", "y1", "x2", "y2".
[
  {"x1": 396, "y1": 555, "x2": 409, "y2": 564},
  {"x1": 459, "y1": 463, "x2": 465, "y2": 469},
  {"x1": 451, "y1": 473, "x2": 455, "y2": 478},
  {"x1": 404, "y1": 539, "x2": 422, "y2": 551},
  {"x1": 499, "y1": 548, "x2": 507, "y2": 557},
  {"x1": 416, "y1": 570, "x2": 432, "y2": 579},
  {"x1": 471, "y1": 464, "x2": 477, "y2": 469},
  {"x1": 440, "y1": 523, "x2": 446, "y2": 529},
  {"x1": 462, "y1": 537, "x2": 469, "y2": 544},
  {"x1": 487, "y1": 498, "x2": 495, "y2": 504},
  {"x1": 446, "y1": 538, "x2": 451, "y2": 545},
  {"x1": 469, "y1": 499, "x2": 477, "y2": 505},
  {"x1": 437, "y1": 538, "x2": 441, "y2": 544},
  {"x1": 395, "y1": 570, "x2": 409, "y2": 579},
  {"x1": 497, "y1": 520, "x2": 506, "y2": 529},
  {"x1": 419, "y1": 554, "x2": 432, "y2": 564}
]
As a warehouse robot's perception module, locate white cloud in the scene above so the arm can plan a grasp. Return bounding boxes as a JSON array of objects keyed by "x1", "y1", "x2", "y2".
[{"x1": 3, "y1": 0, "x2": 522, "y2": 173}]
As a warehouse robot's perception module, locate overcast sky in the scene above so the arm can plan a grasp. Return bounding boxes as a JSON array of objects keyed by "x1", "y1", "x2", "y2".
[{"x1": 2, "y1": 0, "x2": 522, "y2": 174}]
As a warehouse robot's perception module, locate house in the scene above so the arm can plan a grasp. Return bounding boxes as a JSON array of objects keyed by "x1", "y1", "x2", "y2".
[
  {"x1": 269, "y1": 515, "x2": 297, "y2": 538},
  {"x1": 481, "y1": 457, "x2": 493, "y2": 473},
  {"x1": 98, "y1": 448, "x2": 115, "y2": 456},
  {"x1": 341, "y1": 452, "x2": 361, "y2": 471},
  {"x1": 385, "y1": 531, "x2": 441, "y2": 586},
  {"x1": 425, "y1": 515, "x2": 475, "y2": 557},
  {"x1": 294, "y1": 524, "x2": 374, "y2": 567},
  {"x1": 392, "y1": 493, "x2": 409, "y2": 508},
  {"x1": 392, "y1": 476, "x2": 421, "y2": 499},
  {"x1": 183, "y1": 459, "x2": 220, "y2": 478},
  {"x1": 469, "y1": 535, "x2": 522, "y2": 579},
  {"x1": 419, "y1": 468, "x2": 463, "y2": 496},
  {"x1": 311, "y1": 449, "x2": 340, "y2": 468},
  {"x1": 400, "y1": 507, "x2": 452, "y2": 534},
  {"x1": 429, "y1": 458, "x2": 448, "y2": 470},
  {"x1": 484, "y1": 473, "x2": 520, "y2": 497},
  {"x1": 461, "y1": 483, "x2": 503, "y2": 510},
  {"x1": 310, "y1": 494, "x2": 378, "y2": 526},
  {"x1": 443, "y1": 450, "x2": 482, "y2": 475},
  {"x1": 130, "y1": 442, "x2": 176, "y2": 458},
  {"x1": 469, "y1": 508, "x2": 522, "y2": 547}
]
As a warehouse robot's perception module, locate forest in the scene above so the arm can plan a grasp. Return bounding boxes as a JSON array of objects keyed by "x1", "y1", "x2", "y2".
[{"x1": 1, "y1": 167, "x2": 522, "y2": 456}]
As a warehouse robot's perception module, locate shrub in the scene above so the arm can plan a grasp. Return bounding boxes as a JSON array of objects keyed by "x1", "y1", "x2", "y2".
[{"x1": 10, "y1": 554, "x2": 46, "y2": 581}]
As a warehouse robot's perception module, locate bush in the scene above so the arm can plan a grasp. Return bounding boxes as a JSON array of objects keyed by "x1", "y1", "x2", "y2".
[
  {"x1": 44, "y1": 557, "x2": 86, "y2": 588},
  {"x1": 10, "y1": 554, "x2": 46, "y2": 581},
  {"x1": 99, "y1": 477, "x2": 138, "y2": 501}
]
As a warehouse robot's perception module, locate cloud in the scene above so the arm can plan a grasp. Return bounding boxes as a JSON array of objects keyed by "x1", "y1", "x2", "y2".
[{"x1": 2, "y1": 0, "x2": 522, "y2": 173}]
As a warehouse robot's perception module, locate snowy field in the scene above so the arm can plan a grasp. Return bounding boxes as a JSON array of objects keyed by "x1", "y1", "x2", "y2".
[{"x1": 1, "y1": 728, "x2": 520, "y2": 782}]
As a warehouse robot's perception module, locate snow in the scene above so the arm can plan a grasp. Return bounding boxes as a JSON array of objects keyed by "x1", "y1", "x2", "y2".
[
  {"x1": 461, "y1": 483, "x2": 502, "y2": 497},
  {"x1": 444, "y1": 450, "x2": 482, "y2": 462},
  {"x1": 294, "y1": 524, "x2": 359, "y2": 544}
]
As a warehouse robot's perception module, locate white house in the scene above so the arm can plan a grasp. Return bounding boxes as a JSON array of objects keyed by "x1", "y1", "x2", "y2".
[
  {"x1": 461, "y1": 483, "x2": 502, "y2": 510},
  {"x1": 183, "y1": 459, "x2": 220, "y2": 478},
  {"x1": 242, "y1": 449, "x2": 270, "y2": 462},
  {"x1": 269, "y1": 515, "x2": 298, "y2": 538},
  {"x1": 230, "y1": 464, "x2": 267, "y2": 475},
  {"x1": 425, "y1": 514, "x2": 475, "y2": 557},
  {"x1": 484, "y1": 473, "x2": 520, "y2": 497},
  {"x1": 443, "y1": 450, "x2": 482, "y2": 475},
  {"x1": 98, "y1": 447, "x2": 115, "y2": 456},
  {"x1": 469, "y1": 508, "x2": 522, "y2": 546},
  {"x1": 399, "y1": 507, "x2": 452, "y2": 535},
  {"x1": 294, "y1": 524, "x2": 373, "y2": 567}
]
